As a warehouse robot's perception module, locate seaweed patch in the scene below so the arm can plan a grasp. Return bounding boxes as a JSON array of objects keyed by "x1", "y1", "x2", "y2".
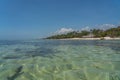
[
  {"x1": 7, "y1": 66, "x2": 24, "y2": 80},
  {"x1": 3, "y1": 56, "x2": 21, "y2": 59}
]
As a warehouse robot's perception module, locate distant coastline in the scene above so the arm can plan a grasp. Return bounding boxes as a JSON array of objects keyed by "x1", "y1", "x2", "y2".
[
  {"x1": 46, "y1": 26, "x2": 120, "y2": 40},
  {"x1": 45, "y1": 37, "x2": 120, "y2": 40}
]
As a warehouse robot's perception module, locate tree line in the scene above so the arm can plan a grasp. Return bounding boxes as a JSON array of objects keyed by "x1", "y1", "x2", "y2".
[{"x1": 46, "y1": 26, "x2": 120, "y2": 39}]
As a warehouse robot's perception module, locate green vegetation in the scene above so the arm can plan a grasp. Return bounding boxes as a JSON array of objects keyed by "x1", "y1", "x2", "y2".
[{"x1": 46, "y1": 26, "x2": 120, "y2": 39}]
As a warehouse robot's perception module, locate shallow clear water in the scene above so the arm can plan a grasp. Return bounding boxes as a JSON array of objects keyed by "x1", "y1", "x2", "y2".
[{"x1": 0, "y1": 40, "x2": 120, "y2": 80}]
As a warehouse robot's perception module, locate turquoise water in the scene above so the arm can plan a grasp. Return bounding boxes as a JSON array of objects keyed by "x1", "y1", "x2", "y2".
[{"x1": 0, "y1": 40, "x2": 120, "y2": 80}]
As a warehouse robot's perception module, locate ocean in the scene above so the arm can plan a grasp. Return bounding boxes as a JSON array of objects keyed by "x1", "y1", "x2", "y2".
[{"x1": 0, "y1": 40, "x2": 120, "y2": 80}]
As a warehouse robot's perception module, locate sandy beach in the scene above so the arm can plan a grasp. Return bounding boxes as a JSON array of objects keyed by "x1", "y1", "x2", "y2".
[{"x1": 58, "y1": 37, "x2": 120, "y2": 40}]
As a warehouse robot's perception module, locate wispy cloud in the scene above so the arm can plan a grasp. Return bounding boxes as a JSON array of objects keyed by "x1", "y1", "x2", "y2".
[
  {"x1": 80, "y1": 24, "x2": 116, "y2": 31},
  {"x1": 53, "y1": 24, "x2": 116, "y2": 35},
  {"x1": 81, "y1": 26, "x2": 90, "y2": 31},
  {"x1": 55, "y1": 28, "x2": 74, "y2": 34},
  {"x1": 95, "y1": 24, "x2": 116, "y2": 30}
]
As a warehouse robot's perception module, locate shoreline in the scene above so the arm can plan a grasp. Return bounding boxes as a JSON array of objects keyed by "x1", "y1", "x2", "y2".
[{"x1": 47, "y1": 37, "x2": 120, "y2": 40}]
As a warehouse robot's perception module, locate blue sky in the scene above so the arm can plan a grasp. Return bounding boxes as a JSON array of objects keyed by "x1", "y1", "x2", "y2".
[{"x1": 0, "y1": 0, "x2": 120, "y2": 39}]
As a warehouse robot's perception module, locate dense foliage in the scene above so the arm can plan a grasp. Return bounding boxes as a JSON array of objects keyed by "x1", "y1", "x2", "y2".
[{"x1": 46, "y1": 26, "x2": 120, "y2": 39}]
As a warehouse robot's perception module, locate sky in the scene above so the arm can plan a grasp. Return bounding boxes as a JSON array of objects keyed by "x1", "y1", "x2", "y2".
[{"x1": 0, "y1": 0, "x2": 120, "y2": 39}]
